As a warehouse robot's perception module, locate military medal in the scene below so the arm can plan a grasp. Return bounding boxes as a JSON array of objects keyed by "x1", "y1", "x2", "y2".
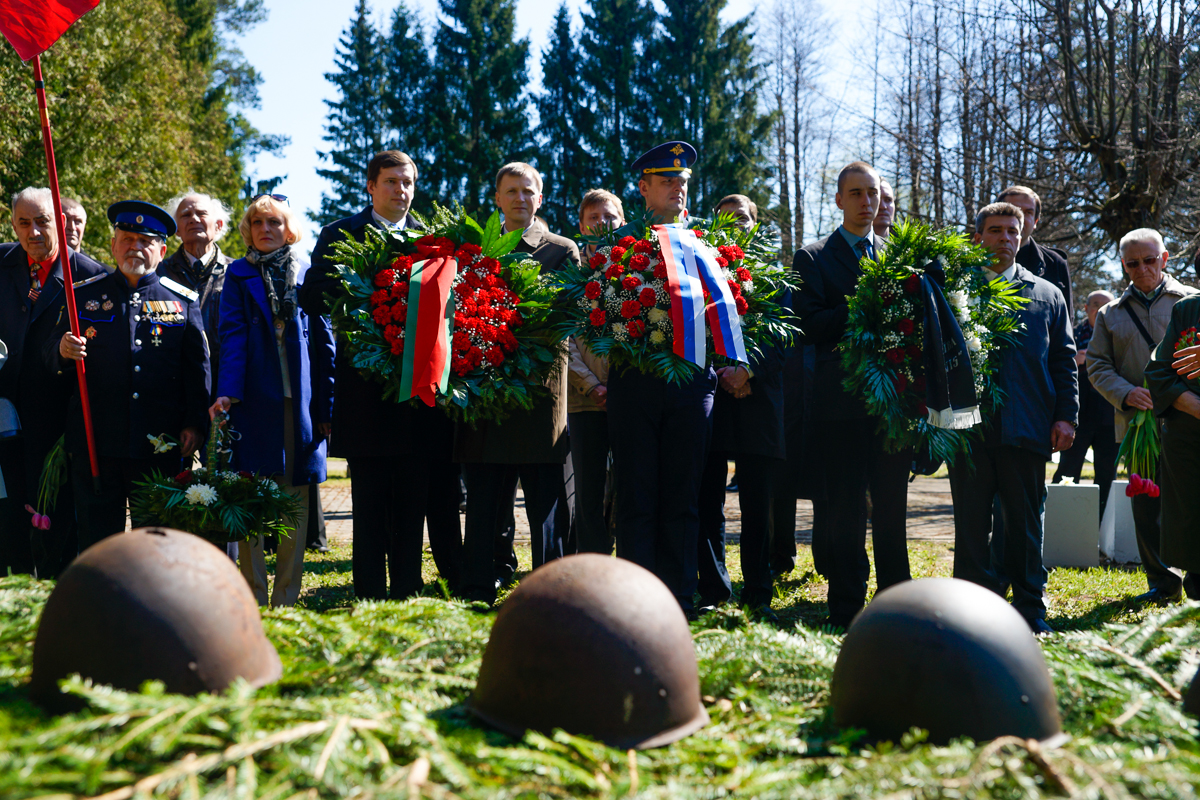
[
  {"x1": 102, "y1": 300, "x2": 113, "y2": 311},
  {"x1": 151, "y1": 324, "x2": 163, "y2": 346},
  {"x1": 84, "y1": 326, "x2": 97, "y2": 339},
  {"x1": 85, "y1": 300, "x2": 99, "y2": 311}
]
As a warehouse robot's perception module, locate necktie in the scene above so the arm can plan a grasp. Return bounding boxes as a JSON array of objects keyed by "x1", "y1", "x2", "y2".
[
  {"x1": 858, "y1": 238, "x2": 875, "y2": 261},
  {"x1": 28, "y1": 265, "x2": 42, "y2": 303}
]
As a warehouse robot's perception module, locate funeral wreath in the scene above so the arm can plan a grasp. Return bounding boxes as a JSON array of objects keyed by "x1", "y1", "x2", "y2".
[
  {"x1": 557, "y1": 212, "x2": 796, "y2": 383},
  {"x1": 327, "y1": 204, "x2": 565, "y2": 424},
  {"x1": 840, "y1": 219, "x2": 1029, "y2": 465}
]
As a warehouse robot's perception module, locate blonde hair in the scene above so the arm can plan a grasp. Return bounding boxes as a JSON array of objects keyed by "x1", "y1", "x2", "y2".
[
  {"x1": 238, "y1": 195, "x2": 303, "y2": 250},
  {"x1": 495, "y1": 162, "x2": 543, "y2": 193}
]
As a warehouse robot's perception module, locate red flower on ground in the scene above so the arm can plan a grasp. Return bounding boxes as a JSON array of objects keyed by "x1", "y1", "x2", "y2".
[
  {"x1": 589, "y1": 309, "x2": 606, "y2": 326},
  {"x1": 897, "y1": 318, "x2": 915, "y2": 336},
  {"x1": 639, "y1": 286, "x2": 657, "y2": 307}
]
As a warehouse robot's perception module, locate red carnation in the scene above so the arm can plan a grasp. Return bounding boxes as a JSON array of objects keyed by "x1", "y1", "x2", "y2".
[
  {"x1": 391, "y1": 304, "x2": 408, "y2": 324},
  {"x1": 390, "y1": 338, "x2": 405, "y2": 355},
  {"x1": 486, "y1": 346, "x2": 505, "y2": 366},
  {"x1": 621, "y1": 300, "x2": 642, "y2": 319},
  {"x1": 906, "y1": 344, "x2": 921, "y2": 359},
  {"x1": 389, "y1": 283, "x2": 406, "y2": 299},
  {"x1": 465, "y1": 272, "x2": 482, "y2": 288},
  {"x1": 693, "y1": 229, "x2": 706, "y2": 237},
  {"x1": 610, "y1": 246, "x2": 627, "y2": 261},
  {"x1": 452, "y1": 357, "x2": 471, "y2": 376},
  {"x1": 653, "y1": 263, "x2": 668, "y2": 279},
  {"x1": 629, "y1": 253, "x2": 651, "y2": 271},
  {"x1": 897, "y1": 318, "x2": 915, "y2": 336},
  {"x1": 484, "y1": 274, "x2": 503, "y2": 289},
  {"x1": 736, "y1": 267, "x2": 751, "y2": 282},
  {"x1": 605, "y1": 265, "x2": 621, "y2": 281},
  {"x1": 618, "y1": 236, "x2": 637, "y2": 249},
  {"x1": 454, "y1": 312, "x2": 467, "y2": 327},
  {"x1": 584, "y1": 281, "x2": 603, "y2": 299},
  {"x1": 479, "y1": 257, "x2": 501, "y2": 275},
  {"x1": 894, "y1": 374, "x2": 909, "y2": 392},
  {"x1": 718, "y1": 244, "x2": 745, "y2": 262},
  {"x1": 175, "y1": 470, "x2": 193, "y2": 484},
  {"x1": 728, "y1": 280, "x2": 742, "y2": 297},
  {"x1": 509, "y1": 311, "x2": 524, "y2": 327},
  {"x1": 626, "y1": 319, "x2": 646, "y2": 338},
  {"x1": 716, "y1": 256, "x2": 730, "y2": 268},
  {"x1": 500, "y1": 329, "x2": 519, "y2": 351},
  {"x1": 372, "y1": 306, "x2": 391, "y2": 326},
  {"x1": 735, "y1": 295, "x2": 749, "y2": 315},
  {"x1": 238, "y1": 471, "x2": 254, "y2": 480},
  {"x1": 467, "y1": 346, "x2": 484, "y2": 367},
  {"x1": 633, "y1": 239, "x2": 655, "y2": 254},
  {"x1": 369, "y1": 289, "x2": 389, "y2": 307},
  {"x1": 639, "y1": 286, "x2": 657, "y2": 307},
  {"x1": 454, "y1": 283, "x2": 472, "y2": 300},
  {"x1": 589, "y1": 309, "x2": 606, "y2": 326},
  {"x1": 904, "y1": 274, "x2": 921, "y2": 294},
  {"x1": 392, "y1": 255, "x2": 413, "y2": 272},
  {"x1": 374, "y1": 269, "x2": 397, "y2": 287},
  {"x1": 384, "y1": 324, "x2": 402, "y2": 342},
  {"x1": 886, "y1": 348, "x2": 905, "y2": 365},
  {"x1": 452, "y1": 331, "x2": 471, "y2": 349},
  {"x1": 622, "y1": 274, "x2": 641, "y2": 291},
  {"x1": 589, "y1": 252, "x2": 607, "y2": 269}
]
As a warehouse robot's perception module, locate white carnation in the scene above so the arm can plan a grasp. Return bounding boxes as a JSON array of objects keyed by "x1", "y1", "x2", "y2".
[{"x1": 184, "y1": 484, "x2": 218, "y2": 507}]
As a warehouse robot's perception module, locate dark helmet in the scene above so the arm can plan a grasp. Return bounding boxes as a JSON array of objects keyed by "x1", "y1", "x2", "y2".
[
  {"x1": 830, "y1": 578, "x2": 1062, "y2": 744},
  {"x1": 30, "y1": 528, "x2": 281, "y2": 712},
  {"x1": 469, "y1": 554, "x2": 709, "y2": 749}
]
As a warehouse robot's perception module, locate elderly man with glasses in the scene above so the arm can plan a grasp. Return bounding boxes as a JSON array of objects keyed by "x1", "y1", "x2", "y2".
[{"x1": 1088, "y1": 228, "x2": 1198, "y2": 605}]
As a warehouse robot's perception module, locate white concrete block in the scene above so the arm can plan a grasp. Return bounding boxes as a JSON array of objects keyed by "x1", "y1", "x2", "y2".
[
  {"x1": 1099, "y1": 481, "x2": 1140, "y2": 564},
  {"x1": 1043, "y1": 483, "x2": 1099, "y2": 568}
]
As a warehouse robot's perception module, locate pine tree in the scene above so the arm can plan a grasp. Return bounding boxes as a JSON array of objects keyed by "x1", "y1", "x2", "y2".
[
  {"x1": 579, "y1": 0, "x2": 657, "y2": 208},
  {"x1": 312, "y1": 0, "x2": 386, "y2": 226},
  {"x1": 533, "y1": 4, "x2": 591, "y2": 234},
  {"x1": 424, "y1": 0, "x2": 531, "y2": 215},
  {"x1": 656, "y1": 0, "x2": 774, "y2": 213},
  {"x1": 381, "y1": 1, "x2": 430, "y2": 177}
]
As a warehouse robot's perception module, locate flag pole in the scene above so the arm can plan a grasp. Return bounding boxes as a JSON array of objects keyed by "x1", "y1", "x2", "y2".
[{"x1": 32, "y1": 54, "x2": 101, "y2": 494}]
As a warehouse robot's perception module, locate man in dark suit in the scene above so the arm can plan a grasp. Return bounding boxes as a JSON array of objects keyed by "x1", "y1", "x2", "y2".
[
  {"x1": 605, "y1": 141, "x2": 719, "y2": 617},
  {"x1": 998, "y1": 186, "x2": 1072, "y2": 314},
  {"x1": 455, "y1": 162, "x2": 579, "y2": 605},
  {"x1": 299, "y1": 150, "x2": 463, "y2": 601},
  {"x1": 949, "y1": 202, "x2": 1077, "y2": 635},
  {"x1": 52, "y1": 201, "x2": 210, "y2": 551},
  {"x1": 793, "y1": 161, "x2": 912, "y2": 629},
  {"x1": 0, "y1": 187, "x2": 107, "y2": 576}
]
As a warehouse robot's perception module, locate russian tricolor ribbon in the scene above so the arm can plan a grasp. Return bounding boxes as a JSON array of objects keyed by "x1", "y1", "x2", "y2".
[
  {"x1": 653, "y1": 224, "x2": 747, "y2": 366},
  {"x1": 397, "y1": 256, "x2": 457, "y2": 406}
]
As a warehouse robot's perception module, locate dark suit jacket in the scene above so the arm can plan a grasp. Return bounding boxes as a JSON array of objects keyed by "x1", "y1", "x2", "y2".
[
  {"x1": 453, "y1": 219, "x2": 580, "y2": 464},
  {"x1": 792, "y1": 230, "x2": 884, "y2": 422},
  {"x1": 298, "y1": 207, "x2": 452, "y2": 460},
  {"x1": 1016, "y1": 238, "x2": 1072, "y2": 314},
  {"x1": 159, "y1": 244, "x2": 232, "y2": 402},
  {"x1": 0, "y1": 243, "x2": 108, "y2": 455}
]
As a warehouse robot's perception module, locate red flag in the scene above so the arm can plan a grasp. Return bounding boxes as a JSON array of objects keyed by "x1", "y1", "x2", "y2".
[{"x1": 0, "y1": 0, "x2": 99, "y2": 61}]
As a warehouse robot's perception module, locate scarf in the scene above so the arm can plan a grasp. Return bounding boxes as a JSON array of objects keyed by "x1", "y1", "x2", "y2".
[
  {"x1": 182, "y1": 246, "x2": 218, "y2": 288},
  {"x1": 246, "y1": 244, "x2": 298, "y2": 322},
  {"x1": 919, "y1": 261, "x2": 980, "y2": 430}
]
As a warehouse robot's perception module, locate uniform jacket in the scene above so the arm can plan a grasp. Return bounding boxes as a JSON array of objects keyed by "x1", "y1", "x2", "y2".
[
  {"x1": 792, "y1": 230, "x2": 885, "y2": 422},
  {"x1": 567, "y1": 336, "x2": 608, "y2": 413},
  {"x1": 988, "y1": 265, "x2": 1078, "y2": 457},
  {"x1": 1086, "y1": 274, "x2": 1196, "y2": 440},
  {"x1": 454, "y1": 219, "x2": 579, "y2": 464},
  {"x1": 1016, "y1": 238, "x2": 1072, "y2": 314},
  {"x1": 0, "y1": 243, "x2": 107, "y2": 454},
  {"x1": 46, "y1": 270, "x2": 210, "y2": 459},
  {"x1": 298, "y1": 206, "x2": 455, "y2": 460},
  {"x1": 217, "y1": 257, "x2": 335, "y2": 485},
  {"x1": 159, "y1": 244, "x2": 232, "y2": 403}
]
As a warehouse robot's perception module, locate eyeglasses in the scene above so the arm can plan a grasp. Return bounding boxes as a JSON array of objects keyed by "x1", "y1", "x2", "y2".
[
  {"x1": 1123, "y1": 254, "x2": 1163, "y2": 270},
  {"x1": 252, "y1": 193, "x2": 289, "y2": 206}
]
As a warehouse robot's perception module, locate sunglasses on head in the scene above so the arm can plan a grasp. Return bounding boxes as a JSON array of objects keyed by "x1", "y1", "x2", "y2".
[{"x1": 252, "y1": 193, "x2": 289, "y2": 206}]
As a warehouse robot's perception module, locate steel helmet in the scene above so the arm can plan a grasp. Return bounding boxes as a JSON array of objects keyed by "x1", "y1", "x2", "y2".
[
  {"x1": 31, "y1": 527, "x2": 282, "y2": 712},
  {"x1": 470, "y1": 554, "x2": 709, "y2": 749},
  {"x1": 830, "y1": 578, "x2": 1063, "y2": 744}
]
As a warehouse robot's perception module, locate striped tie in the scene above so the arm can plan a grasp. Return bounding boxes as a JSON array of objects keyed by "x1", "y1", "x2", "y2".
[{"x1": 28, "y1": 265, "x2": 42, "y2": 303}]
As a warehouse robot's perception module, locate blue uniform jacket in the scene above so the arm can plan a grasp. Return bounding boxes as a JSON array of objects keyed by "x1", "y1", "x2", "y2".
[
  {"x1": 47, "y1": 270, "x2": 211, "y2": 459},
  {"x1": 990, "y1": 265, "x2": 1078, "y2": 457},
  {"x1": 217, "y1": 257, "x2": 335, "y2": 485}
]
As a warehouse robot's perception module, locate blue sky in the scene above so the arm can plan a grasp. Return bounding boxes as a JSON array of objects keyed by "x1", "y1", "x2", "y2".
[{"x1": 234, "y1": 0, "x2": 762, "y2": 244}]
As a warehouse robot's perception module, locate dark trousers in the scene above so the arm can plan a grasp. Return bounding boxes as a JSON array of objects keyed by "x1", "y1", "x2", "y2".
[
  {"x1": 1131, "y1": 489, "x2": 1181, "y2": 593},
  {"x1": 72, "y1": 452, "x2": 181, "y2": 551},
  {"x1": 1053, "y1": 416, "x2": 1118, "y2": 521},
  {"x1": 27, "y1": 438, "x2": 79, "y2": 578},
  {"x1": 462, "y1": 462, "x2": 564, "y2": 603},
  {"x1": 770, "y1": 438, "x2": 799, "y2": 574},
  {"x1": 568, "y1": 411, "x2": 613, "y2": 554},
  {"x1": 813, "y1": 421, "x2": 911, "y2": 625},
  {"x1": 0, "y1": 438, "x2": 32, "y2": 574},
  {"x1": 949, "y1": 445, "x2": 1048, "y2": 622},
  {"x1": 608, "y1": 366, "x2": 715, "y2": 613},
  {"x1": 698, "y1": 452, "x2": 779, "y2": 607},
  {"x1": 347, "y1": 456, "x2": 462, "y2": 601}
]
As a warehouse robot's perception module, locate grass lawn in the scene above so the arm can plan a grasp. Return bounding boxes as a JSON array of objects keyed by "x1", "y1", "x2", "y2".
[{"x1": 1, "y1": 536, "x2": 1197, "y2": 799}]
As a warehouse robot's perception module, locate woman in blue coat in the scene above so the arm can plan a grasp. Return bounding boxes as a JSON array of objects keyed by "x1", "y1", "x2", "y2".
[{"x1": 209, "y1": 194, "x2": 335, "y2": 607}]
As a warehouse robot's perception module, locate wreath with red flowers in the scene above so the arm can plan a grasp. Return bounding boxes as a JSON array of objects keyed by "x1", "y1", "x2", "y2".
[
  {"x1": 328, "y1": 205, "x2": 564, "y2": 424},
  {"x1": 558, "y1": 212, "x2": 795, "y2": 382}
]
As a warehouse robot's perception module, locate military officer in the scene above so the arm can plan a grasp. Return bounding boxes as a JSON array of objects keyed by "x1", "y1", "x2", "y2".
[
  {"x1": 51, "y1": 201, "x2": 210, "y2": 550},
  {"x1": 605, "y1": 141, "x2": 721, "y2": 617}
]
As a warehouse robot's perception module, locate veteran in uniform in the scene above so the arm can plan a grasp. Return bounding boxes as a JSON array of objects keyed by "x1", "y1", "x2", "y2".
[
  {"x1": 605, "y1": 141, "x2": 720, "y2": 617},
  {"x1": 51, "y1": 201, "x2": 210, "y2": 550}
]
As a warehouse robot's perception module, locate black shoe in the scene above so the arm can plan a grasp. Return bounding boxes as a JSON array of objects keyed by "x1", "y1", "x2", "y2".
[
  {"x1": 307, "y1": 543, "x2": 329, "y2": 554},
  {"x1": 1184, "y1": 573, "x2": 1200, "y2": 601},
  {"x1": 1130, "y1": 586, "x2": 1182, "y2": 607},
  {"x1": 1028, "y1": 618, "x2": 1054, "y2": 636},
  {"x1": 745, "y1": 603, "x2": 779, "y2": 624},
  {"x1": 823, "y1": 616, "x2": 851, "y2": 632}
]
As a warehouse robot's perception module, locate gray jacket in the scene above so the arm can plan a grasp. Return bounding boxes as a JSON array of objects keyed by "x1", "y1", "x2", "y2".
[
  {"x1": 991, "y1": 265, "x2": 1078, "y2": 457},
  {"x1": 1086, "y1": 274, "x2": 1197, "y2": 441}
]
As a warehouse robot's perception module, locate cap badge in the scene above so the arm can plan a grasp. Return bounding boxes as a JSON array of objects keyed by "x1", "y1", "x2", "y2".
[
  {"x1": 136, "y1": 215, "x2": 144, "y2": 224},
  {"x1": 84, "y1": 326, "x2": 97, "y2": 339},
  {"x1": 674, "y1": 158, "x2": 681, "y2": 167},
  {"x1": 102, "y1": 300, "x2": 113, "y2": 310},
  {"x1": 670, "y1": 144, "x2": 684, "y2": 155}
]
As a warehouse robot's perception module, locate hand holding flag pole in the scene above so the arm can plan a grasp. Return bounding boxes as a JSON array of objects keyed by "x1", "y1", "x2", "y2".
[{"x1": 1, "y1": 0, "x2": 104, "y2": 493}]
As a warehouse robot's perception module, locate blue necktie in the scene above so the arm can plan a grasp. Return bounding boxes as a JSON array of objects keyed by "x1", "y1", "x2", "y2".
[{"x1": 858, "y1": 238, "x2": 875, "y2": 261}]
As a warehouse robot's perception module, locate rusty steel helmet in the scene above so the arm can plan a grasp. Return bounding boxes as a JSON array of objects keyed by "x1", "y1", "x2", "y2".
[
  {"x1": 830, "y1": 578, "x2": 1063, "y2": 745},
  {"x1": 31, "y1": 527, "x2": 281, "y2": 712},
  {"x1": 469, "y1": 554, "x2": 709, "y2": 749}
]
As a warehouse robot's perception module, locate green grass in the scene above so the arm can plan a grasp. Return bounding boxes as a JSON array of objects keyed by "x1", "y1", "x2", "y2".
[{"x1": 0, "y1": 539, "x2": 1195, "y2": 799}]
